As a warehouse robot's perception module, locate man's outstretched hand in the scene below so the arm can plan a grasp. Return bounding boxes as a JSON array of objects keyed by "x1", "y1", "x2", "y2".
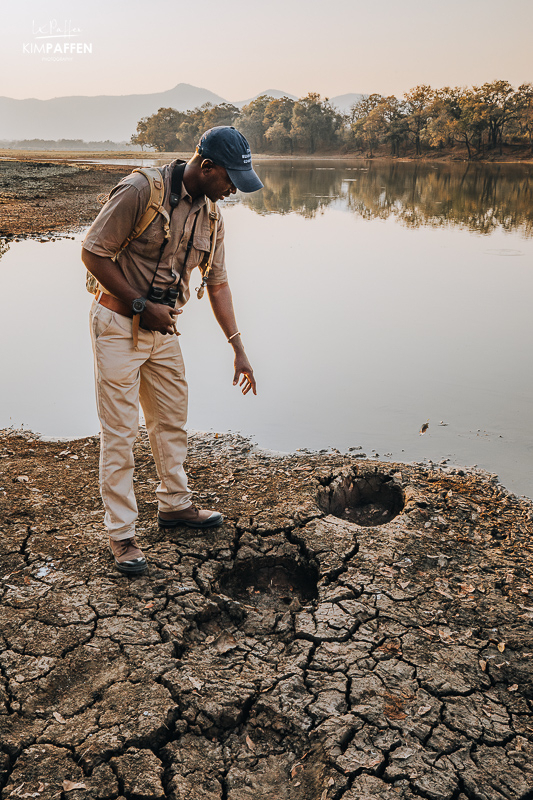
[{"x1": 233, "y1": 354, "x2": 256, "y2": 395}]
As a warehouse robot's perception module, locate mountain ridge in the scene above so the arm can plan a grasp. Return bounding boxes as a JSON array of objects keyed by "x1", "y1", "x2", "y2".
[{"x1": 0, "y1": 83, "x2": 362, "y2": 142}]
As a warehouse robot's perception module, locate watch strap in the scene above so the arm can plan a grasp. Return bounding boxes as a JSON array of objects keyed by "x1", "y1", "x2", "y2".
[{"x1": 132, "y1": 297, "x2": 147, "y2": 315}]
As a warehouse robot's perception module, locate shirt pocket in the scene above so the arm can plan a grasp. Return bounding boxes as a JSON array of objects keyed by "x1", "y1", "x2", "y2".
[
  {"x1": 133, "y1": 215, "x2": 167, "y2": 259},
  {"x1": 192, "y1": 232, "x2": 211, "y2": 268}
]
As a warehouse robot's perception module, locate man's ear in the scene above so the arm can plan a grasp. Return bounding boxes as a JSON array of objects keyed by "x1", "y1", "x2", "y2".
[{"x1": 200, "y1": 158, "x2": 215, "y2": 172}]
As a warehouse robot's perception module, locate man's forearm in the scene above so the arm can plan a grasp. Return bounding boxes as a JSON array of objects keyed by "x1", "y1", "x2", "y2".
[
  {"x1": 82, "y1": 248, "x2": 180, "y2": 335},
  {"x1": 207, "y1": 282, "x2": 244, "y2": 351},
  {"x1": 82, "y1": 249, "x2": 142, "y2": 305},
  {"x1": 207, "y1": 281, "x2": 256, "y2": 394}
]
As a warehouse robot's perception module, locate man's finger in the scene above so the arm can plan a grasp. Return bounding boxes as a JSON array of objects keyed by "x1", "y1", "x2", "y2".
[
  {"x1": 240, "y1": 373, "x2": 257, "y2": 395},
  {"x1": 233, "y1": 369, "x2": 256, "y2": 395}
]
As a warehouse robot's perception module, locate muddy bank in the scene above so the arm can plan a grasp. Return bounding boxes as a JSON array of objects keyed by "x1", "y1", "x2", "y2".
[
  {"x1": 1, "y1": 427, "x2": 533, "y2": 799},
  {"x1": 0, "y1": 160, "x2": 130, "y2": 237}
]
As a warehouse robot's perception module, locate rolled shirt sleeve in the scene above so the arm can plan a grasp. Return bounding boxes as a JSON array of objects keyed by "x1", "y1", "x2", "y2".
[{"x1": 205, "y1": 213, "x2": 227, "y2": 286}]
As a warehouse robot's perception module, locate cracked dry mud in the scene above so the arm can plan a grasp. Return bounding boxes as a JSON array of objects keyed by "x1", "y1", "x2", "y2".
[{"x1": 1, "y1": 429, "x2": 533, "y2": 799}]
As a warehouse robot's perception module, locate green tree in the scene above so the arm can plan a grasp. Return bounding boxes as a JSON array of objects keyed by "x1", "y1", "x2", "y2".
[
  {"x1": 428, "y1": 87, "x2": 478, "y2": 159},
  {"x1": 263, "y1": 97, "x2": 295, "y2": 153},
  {"x1": 345, "y1": 94, "x2": 384, "y2": 151},
  {"x1": 474, "y1": 80, "x2": 527, "y2": 153},
  {"x1": 362, "y1": 107, "x2": 384, "y2": 157},
  {"x1": 514, "y1": 83, "x2": 533, "y2": 147},
  {"x1": 201, "y1": 102, "x2": 239, "y2": 130},
  {"x1": 174, "y1": 103, "x2": 239, "y2": 150},
  {"x1": 131, "y1": 107, "x2": 186, "y2": 152},
  {"x1": 175, "y1": 107, "x2": 205, "y2": 149},
  {"x1": 404, "y1": 85, "x2": 434, "y2": 155},
  {"x1": 290, "y1": 93, "x2": 341, "y2": 153},
  {"x1": 263, "y1": 97, "x2": 295, "y2": 132},
  {"x1": 238, "y1": 95, "x2": 274, "y2": 151},
  {"x1": 378, "y1": 96, "x2": 409, "y2": 156},
  {"x1": 348, "y1": 94, "x2": 384, "y2": 123},
  {"x1": 264, "y1": 121, "x2": 292, "y2": 153}
]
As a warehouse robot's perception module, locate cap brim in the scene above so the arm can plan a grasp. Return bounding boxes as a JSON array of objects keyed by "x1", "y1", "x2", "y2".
[{"x1": 226, "y1": 166, "x2": 263, "y2": 193}]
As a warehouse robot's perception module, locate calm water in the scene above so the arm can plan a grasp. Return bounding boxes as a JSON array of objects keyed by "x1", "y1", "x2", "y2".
[{"x1": 1, "y1": 160, "x2": 533, "y2": 497}]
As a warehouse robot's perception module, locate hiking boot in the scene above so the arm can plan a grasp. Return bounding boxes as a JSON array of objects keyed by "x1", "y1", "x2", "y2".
[
  {"x1": 158, "y1": 504, "x2": 223, "y2": 529},
  {"x1": 109, "y1": 537, "x2": 147, "y2": 575}
]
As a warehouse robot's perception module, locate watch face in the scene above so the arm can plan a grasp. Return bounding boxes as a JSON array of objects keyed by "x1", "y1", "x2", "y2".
[{"x1": 132, "y1": 298, "x2": 146, "y2": 314}]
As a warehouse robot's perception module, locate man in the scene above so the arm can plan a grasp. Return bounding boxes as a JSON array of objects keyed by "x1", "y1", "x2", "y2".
[{"x1": 81, "y1": 126, "x2": 263, "y2": 575}]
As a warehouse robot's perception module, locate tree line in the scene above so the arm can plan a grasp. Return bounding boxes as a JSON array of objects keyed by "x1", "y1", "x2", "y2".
[
  {"x1": 131, "y1": 93, "x2": 341, "y2": 155},
  {"x1": 131, "y1": 81, "x2": 533, "y2": 159}
]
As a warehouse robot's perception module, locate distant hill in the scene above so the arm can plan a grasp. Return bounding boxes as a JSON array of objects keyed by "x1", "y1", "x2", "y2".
[
  {"x1": 0, "y1": 84, "x2": 363, "y2": 143},
  {"x1": 330, "y1": 93, "x2": 364, "y2": 114},
  {"x1": 0, "y1": 83, "x2": 226, "y2": 142}
]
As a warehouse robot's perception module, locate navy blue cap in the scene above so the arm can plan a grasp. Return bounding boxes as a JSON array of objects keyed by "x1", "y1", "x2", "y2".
[{"x1": 197, "y1": 126, "x2": 263, "y2": 193}]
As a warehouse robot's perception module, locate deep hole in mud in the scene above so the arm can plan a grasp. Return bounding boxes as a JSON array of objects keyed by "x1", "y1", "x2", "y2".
[
  {"x1": 218, "y1": 556, "x2": 319, "y2": 611},
  {"x1": 317, "y1": 470, "x2": 404, "y2": 526}
]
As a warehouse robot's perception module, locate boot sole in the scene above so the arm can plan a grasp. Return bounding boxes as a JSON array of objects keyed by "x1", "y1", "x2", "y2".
[
  {"x1": 109, "y1": 546, "x2": 148, "y2": 575},
  {"x1": 158, "y1": 514, "x2": 223, "y2": 529},
  {"x1": 113, "y1": 560, "x2": 148, "y2": 575}
]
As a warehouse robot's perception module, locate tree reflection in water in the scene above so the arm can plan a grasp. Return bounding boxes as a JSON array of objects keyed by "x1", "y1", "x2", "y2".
[{"x1": 242, "y1": 160, "x2": 533, "y2": 236}]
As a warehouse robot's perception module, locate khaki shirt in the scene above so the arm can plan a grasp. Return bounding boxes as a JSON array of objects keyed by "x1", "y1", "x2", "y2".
[{"x1": 82, "y1": 160, "x2": 227, "y2": 307}]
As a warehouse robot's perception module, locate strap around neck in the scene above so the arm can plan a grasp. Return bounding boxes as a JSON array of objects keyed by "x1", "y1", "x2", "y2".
[{"x1": 169, "y1": 161, "x2": 186, "y2": 208}]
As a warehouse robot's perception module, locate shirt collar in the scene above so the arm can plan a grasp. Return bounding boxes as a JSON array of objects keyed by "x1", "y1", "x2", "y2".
[{"x1": 181, "y1": 181, "x2": 207, "y2": 210}]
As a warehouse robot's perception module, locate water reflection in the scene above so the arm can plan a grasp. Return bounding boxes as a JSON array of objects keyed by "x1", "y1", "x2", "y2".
[
  {"x1": 247, "y1": 162, "x2": 342, "y2": 218},
  {"x1": 248, "y1": 160, "x2": 533, "y2": 235},
  {"x1": 4, "y1": 159, "x2": 531, "y2": 238}
]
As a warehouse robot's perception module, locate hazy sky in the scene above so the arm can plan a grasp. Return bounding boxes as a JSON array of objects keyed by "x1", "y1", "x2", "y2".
[{"x1": 1, "y1": 0, "x2": 531, "y2": 101}]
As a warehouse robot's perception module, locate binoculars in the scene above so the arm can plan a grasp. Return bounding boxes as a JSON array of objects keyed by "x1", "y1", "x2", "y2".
[{"x1": 147, "y1": 286, "x2": 179, "y2": 307}]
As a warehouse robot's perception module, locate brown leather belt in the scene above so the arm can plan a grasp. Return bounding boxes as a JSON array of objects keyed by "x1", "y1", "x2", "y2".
[{"x1": 98, "y1": 292, "x2": 133, "y2": 318}]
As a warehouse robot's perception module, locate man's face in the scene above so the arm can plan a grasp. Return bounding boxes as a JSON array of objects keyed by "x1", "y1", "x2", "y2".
[{"x1": 201, "y1": 160, "x2": 237, "y2": 202}]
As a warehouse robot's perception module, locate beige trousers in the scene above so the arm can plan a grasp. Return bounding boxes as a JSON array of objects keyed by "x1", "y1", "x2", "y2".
[{"x1": 90, "y1": 300, "x2": 192, "y2": 540}]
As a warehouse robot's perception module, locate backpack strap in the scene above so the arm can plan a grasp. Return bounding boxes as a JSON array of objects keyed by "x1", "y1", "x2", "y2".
[
  {"x1": 86, "y1": 166, "x2": 170, "y2": 295},
  {"x1": 111, "y1": 167, "x2": 170, "y2": 262},
  {"x1": 195, "y1": 200, "x2": 219, "y2": 300}
]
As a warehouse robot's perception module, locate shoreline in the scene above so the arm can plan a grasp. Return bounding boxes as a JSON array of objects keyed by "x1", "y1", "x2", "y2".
[{"x1": 2, "y1": 147, "x2": 533, "y2": 164}]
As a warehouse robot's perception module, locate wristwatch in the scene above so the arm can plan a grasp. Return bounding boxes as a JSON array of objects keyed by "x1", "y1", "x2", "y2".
[{"x1": 132, "y1": 297, "x2": 147, "y2": 315}]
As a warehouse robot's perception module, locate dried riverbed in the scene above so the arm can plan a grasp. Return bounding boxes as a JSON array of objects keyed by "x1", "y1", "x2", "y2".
[{"x1": 1, "y1": 427, "x2": 533, "y2": 799}]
